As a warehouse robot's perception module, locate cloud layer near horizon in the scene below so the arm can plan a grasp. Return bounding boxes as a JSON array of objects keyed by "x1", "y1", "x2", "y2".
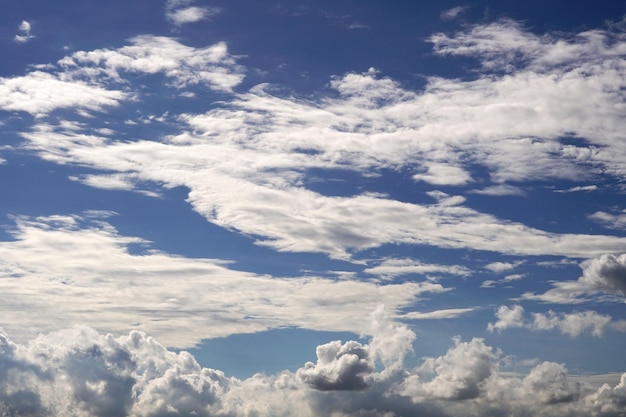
[{"x1": 1, "y1": 315, "x2": 625, "y2": 417}]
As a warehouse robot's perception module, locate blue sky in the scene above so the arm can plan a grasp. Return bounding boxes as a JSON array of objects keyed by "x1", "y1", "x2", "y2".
[{"x1": 1, "y1": 1, "x2": 626, "y2": 416}]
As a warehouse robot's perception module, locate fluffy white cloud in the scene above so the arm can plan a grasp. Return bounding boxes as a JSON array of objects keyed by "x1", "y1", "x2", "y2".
[
  {"x1": 297, "y1": 340, "x2": 373, "y2": 391},
  {"x1": 487, "y1": 305, "x2": 525, "y2": 333},
  {"x1": 488, "y1": 305, "x2": 621, "y2": 337},
  {"x1": 522, "y1": 254, "x2": 626, "y2": 303},
  {"x1": 0, "y1": 213, "x2": 443, "y2": 347},
  {"x1": 0, "y1": 320, "x2": 625, "y2": 417}
]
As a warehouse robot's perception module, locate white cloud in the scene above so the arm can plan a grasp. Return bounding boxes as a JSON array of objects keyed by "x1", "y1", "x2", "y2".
[
  {"x1": 0, "y1": 322, "x2": 625, "y2": 417},
  {"x1": 488, "y1": 305, "x2": 619, "y2": 337},
  {"x1": 412, "y1": 163, "x2": 472, "y2": 185},
  {"x1": 440, "y1": 6, "x2": 467, "y2": 21},
  {"x1": 297, "y1": 340, "x2": 373, "y2": 391},
  {"x1": 5, "y1": 19, "x2": 625, "y2": 263},
  {"x1": 402, "y1": 308, "x2": 476, "y2": 320},
  {"x1": 59, "y1": 35, "x2": 244, "y2": 91},
  {"x1": 167, "y1": 6, "x2": 219, "y2": 25},
  {"x1": 484, "y1": 261, "x2": 522, "y2": 273},
  {"x1": 487, "y1": 305, "x2": 525, "y2": 333},
  {"x1": 14, "y1": 20, "x2": 34, "y2": 43},
  {"x1": 0, "y1": 71, "x2": 126, "y2": 117},
  {"x1": 522, "y1": 253, "x2": 626, "y2": 304},
  {"x1": 0, "y1": 213, "x2": 443, "y2": 347},
  {"x1": 589, "y1": 209, "x2": 626, "y2": 231},
  {"x1": 165, "y1": 0, "x2": 221, "y2": 26},
  {"x1": 364, "y1": 258, "x2": 471, "y2": 280}
]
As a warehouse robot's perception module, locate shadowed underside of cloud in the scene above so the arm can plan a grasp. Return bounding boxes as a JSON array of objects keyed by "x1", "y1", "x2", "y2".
[
  {"x1": 522, "y1": 254, "x2": 626, "y2": 304},
  {"x1": 0, "y1": 317, "x2": 625, "y2": 417}
]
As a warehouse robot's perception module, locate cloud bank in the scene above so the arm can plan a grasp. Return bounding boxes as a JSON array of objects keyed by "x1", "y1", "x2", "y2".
[{"x1": 0, "y1": 318, "x2": 625, "y2": 417}]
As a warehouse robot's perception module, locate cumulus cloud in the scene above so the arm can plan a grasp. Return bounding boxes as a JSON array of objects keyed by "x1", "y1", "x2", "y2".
[
  {"x1": 488, "y1": 305, "x2": 621, "y2": 337},
  {"x1": 297, "y1": 340, "x2": 373, "y2": 391},
  {"x1": 0, "y1": 323, "x2": 625, "y2": 417},
  {"x1": 522, "y1": 254, "x2": 626, "y2": 304}
]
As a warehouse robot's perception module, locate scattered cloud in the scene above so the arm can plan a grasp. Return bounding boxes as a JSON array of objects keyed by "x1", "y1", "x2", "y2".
[
  {"x1": 488, "y1": 305, "x2": 623, "y2": 337},
  {"x1": 165, "y1": 0, "x2": 221, "y2": 26},
  {"x1": 484, "y1": 261, "x2": 523, "y2": 273},
  {"x1": 440, "y1": 6, "x2": 467, "y2": 21},
  {"x1": 522, "y1": 254, "x2": 626, "y2": 304},
  {"x1": 469, "y1": 184, "x2": 526, "y2": 196},
  {"x1": 589, "y1": 209, "x2": 626, "y2": 231},
  {"x1": 555, "y1": 185, "x2": 598, "y2": 193},
  {"x1": 14, "y1": 20, "x2": 35, "y2": 43}
]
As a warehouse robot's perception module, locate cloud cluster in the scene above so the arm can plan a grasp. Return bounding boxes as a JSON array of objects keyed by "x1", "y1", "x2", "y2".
[
  {"x1": 59, "y1": 35, "x2": 244, "y2": 91},
  {"x1": 488, "y1": 305, "x2": 625, "y2": 337},
  {"x1": 10, "y1": 19, "x2": 625, "y2": 262},
  {"x1": 0, "y1": 320, "x2": 625, "y2": 417}
]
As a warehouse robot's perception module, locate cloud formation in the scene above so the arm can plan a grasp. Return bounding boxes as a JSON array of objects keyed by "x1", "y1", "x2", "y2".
[
  {"x1": 488, "y1": 305, "x2": 624, "y2": 337},
  {"x1": 9, "y1": 19, "x2": 625, "y2": 262},
  {"x1": 522, "y1": 254, "x2": 626, "y2": 304},
  {"x1": 0, "y1": 315, "x2": 625, "y2": 417},
  {"x1": 0, "y1": 213, "x2": 442, "y2": 347},
  {"x1": 165, "y1": 0, "x2": 221, "y2": 26},
  {"x1": 14, "y1": 20, "x2": 34, "y2": 43}
]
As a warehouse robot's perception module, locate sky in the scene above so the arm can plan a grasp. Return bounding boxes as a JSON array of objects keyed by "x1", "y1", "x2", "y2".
[{"x1": 1, "y1": 0, "x2": 626, "y2": 416}]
